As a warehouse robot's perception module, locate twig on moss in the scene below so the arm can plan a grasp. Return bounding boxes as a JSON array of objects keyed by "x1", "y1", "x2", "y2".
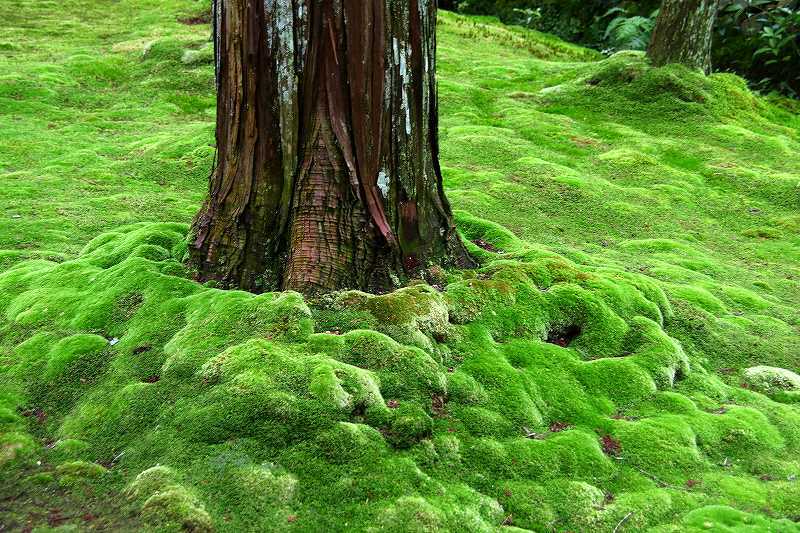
[
  {"x1": 613, "y1": 511, "x2": 634, "y2": 533},
  {"x1": 615, "y1": 457, "x2": 686, "y2": 491}
]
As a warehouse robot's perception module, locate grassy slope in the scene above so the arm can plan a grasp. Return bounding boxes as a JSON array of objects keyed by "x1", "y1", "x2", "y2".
[{"x1": 1, "y1": 1, "x2": 800, "y2": 531}]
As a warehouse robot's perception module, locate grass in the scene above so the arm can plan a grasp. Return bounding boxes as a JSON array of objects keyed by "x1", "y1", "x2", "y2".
[{"x1": 1, "y1": 1, "x2": 800, "y2": 531}]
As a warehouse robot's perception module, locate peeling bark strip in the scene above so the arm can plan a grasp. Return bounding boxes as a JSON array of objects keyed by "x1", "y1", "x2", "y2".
[
  {"x1": 190, "y1": 0, "x2": 473, "y2": 294},
  {"x1": 647, "y1": 0, "x2": 720, "y2": 74}
]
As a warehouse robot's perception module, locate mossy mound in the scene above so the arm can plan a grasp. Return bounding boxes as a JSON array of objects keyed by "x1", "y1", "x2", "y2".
[
  {"x1": 1, "y1": 223, "x2": 799, "y2": 531},
  {"x1": 743, "y1": 367, "x2": 800, "y2": 404},
  {"x1": 536, "y1": 51, "x2": 766, "y2": 126}
]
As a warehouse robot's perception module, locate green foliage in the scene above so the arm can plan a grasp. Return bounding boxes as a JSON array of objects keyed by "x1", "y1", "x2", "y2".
[
  {"x1": 715, "y1": 0, "x2": 800, "y2": 97},
  {"x1": 603, "y1": 8, "x2": 658, "y2": 52},
  {"x1": 451, "y1": 0, "x2": 660, "y2": 47}
]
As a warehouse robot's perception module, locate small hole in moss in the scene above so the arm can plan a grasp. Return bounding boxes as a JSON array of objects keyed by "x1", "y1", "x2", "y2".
[
  {"x1": 133, "y1": 345, "x2": 152, "y2": 355},
  {"x1": 549, "y1": 421, "x2": 571, "y2": 432},
  {"x1": 546, "y1": 325, "x2": 581, "y2": 347},
  {"x1": 19, "y1": 406, "x2": 47, "y2": 424},
  {"x1": 600, "y1": 434, "x2": 622, "y2": 457},
  {"x1": 351, "y1": 403, "x2": 367, "y2": 418},
  {"x1": 142, "y1": 375, "x2": 160, "y2": 383},
  {"x1": 431, "y1": 394, "x2": 447, "y2": 417}
]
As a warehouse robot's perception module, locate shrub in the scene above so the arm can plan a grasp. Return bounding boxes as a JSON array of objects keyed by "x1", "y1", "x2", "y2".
[
  {"x1": 715, "y1": 0, "x2": 800, "y2": 97},
  {"x1": 603, "y1": 7, "x2": 659, "y2": 52},
  {"x1": 453, "y1": 0, "x2": 660, "y2": 47}
]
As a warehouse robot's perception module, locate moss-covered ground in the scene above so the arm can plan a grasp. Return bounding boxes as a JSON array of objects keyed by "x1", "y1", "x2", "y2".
[{"x1": 2, "y1": 1, "x2": 800, "y2": 531}]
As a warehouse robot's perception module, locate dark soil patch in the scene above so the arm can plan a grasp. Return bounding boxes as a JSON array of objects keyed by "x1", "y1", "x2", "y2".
[
  {"x1": 431, "y1": 394, "x2": 447, "y2": 417},
  {"x1": 549, "y1": 421, "x2": 571, "y2": 432},
  {"x1": 600, "y1": 434, "x2": 622, "y2": 457},
  {"x1": 178, "y1": 13, "x2": 211, "y2": 25},
  {"x1": 472, "y1": 239, "x2": 502, "y2": 253},
  {"x1": 19, "y1": 407, "x2": 46, "y2": 424},
  {"x1": 546, "y1": 325, "x2": 581, "y2": 347}
]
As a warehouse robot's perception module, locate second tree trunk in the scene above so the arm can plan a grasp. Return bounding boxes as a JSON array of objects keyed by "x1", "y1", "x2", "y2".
[{"x1": 648, "y1": 0, "x2": 719, "y2": 74}]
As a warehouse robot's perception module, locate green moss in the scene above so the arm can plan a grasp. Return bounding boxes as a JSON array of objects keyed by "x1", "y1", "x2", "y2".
[
  {"x1": 679, "y1": 505, "x2": 798, "y2": 532},
  {"x1": 181, "y1": 44, "x2": 214, "y2": 66},
  {"x1": 496, "y1": 481, "x2": 556, "y2": 529},
  {"x1": 55, "y1": 460, "x2": 107, "y2": 486},
  {"x1": 48, "y1": 439, "x2": 91, "y2": 463},
  {"x1": 743, "y1": 366, "x2": 800, "y2": 396},
  {"x1": 577, "y1": 358, "x2": 657, "y2": 407},
  {"x1": 770, "y1": 482, "x2": 800, "y2": 520},
  {"x1": 43, "y1": 334, "x2": 109, "y2": 382},
  {"x1": 387, "y1": 404, "x2": 434, "y2": 449},
  {"x1": 143, "y1": 39, "x2": 190, "y2": 63},
  {"x1": 315, "y1": 422, "x2": 387, "y2": 462},
  {"x1": 616, "y1": 416, "x2": 704, "y2": 478},
  {"x1": 140, "y1": 487, "x2": 213, "y2": 532},
  {"x1": 545, "y1": 479, "x2": 605, "y2": 529},
  {"x1": 0, "y1": 432, "x2": 36, "y2": 467},
  {"x1": 375, "y1": 496, "x2": 445, "y2": 531},
  {"x1": 127, "y1": 465, "x2": 178, "y2": 500}
]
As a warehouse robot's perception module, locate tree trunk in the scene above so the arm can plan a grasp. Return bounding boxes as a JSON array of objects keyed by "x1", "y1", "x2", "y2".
[
  {"x1": 189, "y1": 0, "x2": 473, "y2": 295},
  {"x1": 647, "y1": 0, "x2": 719, "y2": 74}
]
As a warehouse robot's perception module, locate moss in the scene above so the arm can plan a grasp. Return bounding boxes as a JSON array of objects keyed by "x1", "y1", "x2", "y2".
[
  {"x1": 142, "y1": 39, "x2": 189, "y2": 63},
  {"x1": 691, "y1": 407, "x2": 784, "y2": 465},
  {"x1": 446, "y1": 371, "x2": 487, "y2": 405},
  {"x1": 0, "y1": 432, "x2": 36, "y2": 466},
  {"x1": 0, "y1": 226, "x2": 796, "y2": 530},
  {"x1": 326, "y1": 285, "x2": 451, "y2": 352},
  {"x1": 48, "y1": 439, "x2": 91, "y2": 463},
  {"x1": 679, "y1": 505, "x2": 798, "y2": 532},
  {"x1": 227, "y1": 463, "x2": 297, "y2": 517},
  {"x1": 743, "y1": 366, "x2": 800, "y2": 396},
  {"x1": 545, "y1": 479, "x2": 605, "y2": 529},
  {"x1": 615, "y1": 416, "x2": 704, "y2": 478},
  {"x1": 181, "y1": 44, "x2": 214, "y2": 66},
  {"x1": 598, "y1": 489, "x2": 677, "y2": 531},
  {"x1": 140, "y1": 487, "x2": 213, "y2": 533},
  {"x1": 387, "y1": 405, "x2": 434, "y2": 449},
  {"x1": 32, "y1": 336, "x2": 112, "y2": 418},
  {"x1": 127, "y1": 465, "x2": 178, "y2": 500},
  {"x1": 374, "y1": 496, "x2": 446, "y2": 532},
  {"x1": 315, "y1": 422, "x2": 387, "y2": 463},
  {"x1": 577, "y1": 358, "x2": 657, "y2": 407},
  {"x1": 496, "y1": 481, "x2": 556, "y2": 529},
  {"x1": 334, "y1": 330, "x2": 447, "y2": 404},
  {"x1": 770, "y1": 482, "x2": 800, "y2": 520},
  {"x1": 55, "y1": 460, "x2": 107, "y2": 486}
]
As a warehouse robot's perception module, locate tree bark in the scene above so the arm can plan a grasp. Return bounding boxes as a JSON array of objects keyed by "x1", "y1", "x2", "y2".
[
  {"x1": 647, "y1": 0, "x2": 719, "y2": 74},
  {"x1": 190, "y1": 0, "x2": 474, "y2": 295}
]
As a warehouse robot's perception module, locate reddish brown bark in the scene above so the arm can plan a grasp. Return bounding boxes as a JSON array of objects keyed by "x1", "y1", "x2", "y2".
[{"x1": 190, "y1": 0, "x2": 473, "y2": 295}]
